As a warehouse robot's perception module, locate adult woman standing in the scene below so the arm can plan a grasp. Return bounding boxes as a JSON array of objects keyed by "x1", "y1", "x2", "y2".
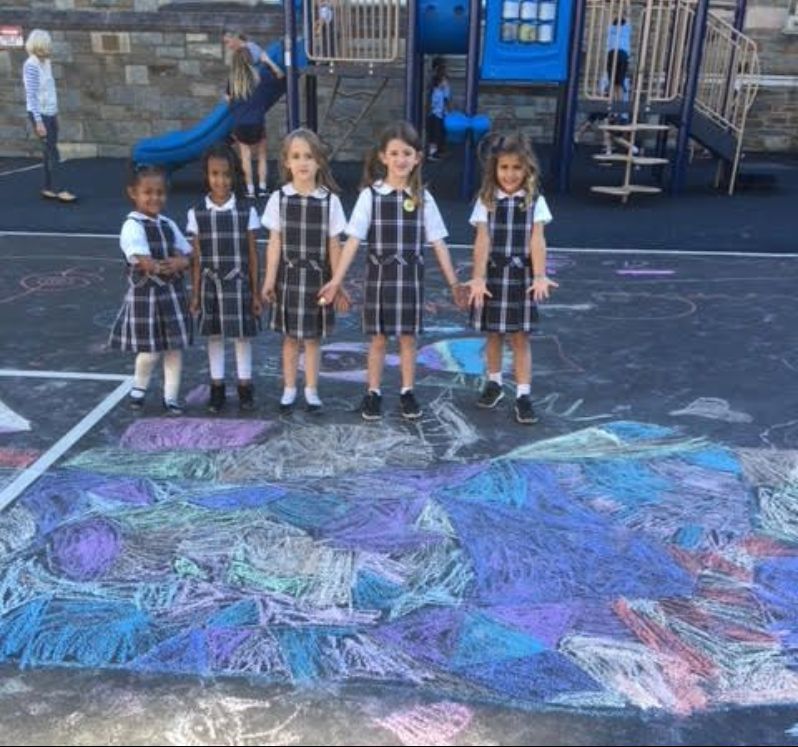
[{"x1": 22, "y1": 29, "x2": 76, "y2": 203}]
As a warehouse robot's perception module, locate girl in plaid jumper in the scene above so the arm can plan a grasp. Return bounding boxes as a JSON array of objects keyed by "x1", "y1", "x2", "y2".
[
  {"x1": 467, "y1": 134, "x2": 558, "y2": 425},
  {"x1": 319, "y1": 122, "x2": 466, "y2": 422},
  {"x1": 261, "y1": 129, "x2": 348, "y2": 414}
]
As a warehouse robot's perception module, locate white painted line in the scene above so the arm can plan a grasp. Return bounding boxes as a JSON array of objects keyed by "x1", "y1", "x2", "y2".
[
  {"x1": 0, "y1": 376, "x2": 133, "y2": 512},
  {"x1": 0, "y1": 231, "x2": 796, "y2": 259},
  {"x1": 0, "y1": 163, "x2": 42, "y2": 178},
  {"x1": 0, "y1": 369, "x2": 129, "y2": 382}
]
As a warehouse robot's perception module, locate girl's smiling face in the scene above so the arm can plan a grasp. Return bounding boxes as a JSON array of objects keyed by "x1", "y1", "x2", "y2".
[
  {"x1": 495, "y1": 153, "x2": 528, "y2": 195},
  {"x1": 128, "y1": 174, "x2": 166, "y2": 217},
  {"x1": 379, "y1": 138, "x2": 420, "y2": 185}
]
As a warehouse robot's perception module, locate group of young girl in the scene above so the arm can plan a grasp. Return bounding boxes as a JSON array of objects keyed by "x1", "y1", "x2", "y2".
[{"x1": 108, "y1": 123, "x2": 557, "y2": 425}]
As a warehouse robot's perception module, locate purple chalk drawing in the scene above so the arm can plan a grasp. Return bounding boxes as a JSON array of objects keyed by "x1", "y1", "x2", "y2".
[
  {"x1": 120, "y1": 418, "x2": 274, "y2": 451},
  {"x1": 185, "y1": 384, "x2": 209, "y2": 406},
  {"x1": 375, "y1": 702, "x2": 473, "y2": 746},
  {"x1": 616, "y1": 269, "x2": 676, "y2": 276},
  {"x1": 48, "y1": 517, "x2": 121, "y2": 581}
]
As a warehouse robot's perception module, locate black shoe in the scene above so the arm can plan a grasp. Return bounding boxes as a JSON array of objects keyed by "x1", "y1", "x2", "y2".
[
  {"x1": 163, "y1": 399, "x2": 184, "y2": 416},
  {"x1": 237, "y1": 383, "x2": 255, "y2": 412},
  {"x1": 306, "y1": 402, "x2": 323, "y2": 414},
  {"x1": 477, "y1": 381, "x2": 505, "y2": 409},
  {"x1": 361, "y1": 391, "x2": 382, "y2": 421},
  {"x1": 256, "y1": 187, "x2": 268, "y2": 199},
  {"x1": 514, "y1": 394, "x2": 538, "y2": 425},
  {"x1": 128, "y1": 387, "x2": 146, "y2": 410},
  {"x1": 208, "y1": 383, "x2": 226, "y2": 414},
  {"x1": 399, "y1": 390, "x2": 422, "y2": 420},
  {"x1": 279, "y1": 400, "x2": 294, "y2": 415}
]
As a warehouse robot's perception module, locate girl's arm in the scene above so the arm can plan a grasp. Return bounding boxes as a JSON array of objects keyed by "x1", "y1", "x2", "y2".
[
  {"x1": 190, "y1": 236, "x2": 201, "y2": 314},
  {"x1": 327, "y1": 235, "x2": 351, "y2": 312},
  {"x1": 430, "y1": 239, "x2": 467, "y2": 310},
  {"x1": 528, "y1": 222, "x2": 559, "y2": 301},
  {"x1": 466, "y1": 222, "x2": 492, "y2": 308},
  {"x1": 261, "y1": 230, "x2": 281, "y2": 303},
  {"x1": 318, "y1": 235, "x2": 360, "y2": 305},
  {"x1": 247, "y1": 229, "x2": 262, "y2": 315}
]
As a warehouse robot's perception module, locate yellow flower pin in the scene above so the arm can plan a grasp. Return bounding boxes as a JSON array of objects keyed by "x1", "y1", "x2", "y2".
[{"x1": 403, "y1": 198, "x2": 416, "y2": 213}]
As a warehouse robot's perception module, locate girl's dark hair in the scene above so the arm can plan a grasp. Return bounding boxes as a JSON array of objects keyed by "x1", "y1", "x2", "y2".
[
  {"x1": 361, "y1": 122, "x2": 424, "y2": 206},
  {"x1": 201, "y1": 142, "x2": 246, "y2": 198},
  {"x1": 477, "y1": 132, "x2": 541, "y2": 210},
  {"x1": 127, "y1": 162, "x2": 166, "y2": 190}
]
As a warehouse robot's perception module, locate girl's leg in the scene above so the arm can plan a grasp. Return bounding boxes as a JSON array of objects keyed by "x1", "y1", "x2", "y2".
[
  {"x1": 163, "y1": 349, "x2": 183, "y2": 410},
  {"x1": 509, "y1": 331, "x2": 531, "y2": 395},
  {"x1": 367, "y1": 334, "x2": 387, "y2": 392},
  {"x1": 281, "y1": 336, "x2": 300, "y2": 407},
  {"x1": 485, "y1": 333, "x2": 504, "y2": 382},
  {"x1": 207, "y1": 335, "x2": 225, "y2": 384},
  {"x1": 130, "y1": 351, "x2": 160, "y2": 406},
  {"x1": 303, "y1": 338, "x2": 322, "y2": 408},
  {"x1": 234, "y1": 337, "x2": 255, "y2": 410},
  {"x1": 398, "y1": 334, "x2": 417, "y2": 392},
  {"x1": 238, "y1": 142, "x2": 254, "y2": 196},
  {"x1": 255, "y1": 138, "x2": 267, "y2": 194}
]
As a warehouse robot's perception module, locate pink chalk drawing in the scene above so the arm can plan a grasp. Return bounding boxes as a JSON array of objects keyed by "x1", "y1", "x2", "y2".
[
  {"x1": 375, "y1": 702, "x2": 473, "y2": 746},
  {"x1": 0, "y1": 447, "x2": 40, "y2": 469},
  {"x1": 120, "y1": 418, "x2": 274, "y2": 451}
]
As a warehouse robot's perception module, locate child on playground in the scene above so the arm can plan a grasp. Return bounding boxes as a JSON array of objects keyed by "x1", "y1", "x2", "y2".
[
  {"x1": 261, "y1": 129, "x2": 349, "y2": 414},
  {"x1": 187, "y1": 143, "x2": 262, "y2": 413},
  {"x1": 426, "y1": 56, "x2": 451, "y2": 161},
  {"x1": 108, "y1": 165, "x2": 193, "y2": 415},
  {"x1": 318, "y1": 122, "x2": 467, "y2": 422},
  {"x1": 467, "y1": 134, "x2": 557, "y2": 425}
]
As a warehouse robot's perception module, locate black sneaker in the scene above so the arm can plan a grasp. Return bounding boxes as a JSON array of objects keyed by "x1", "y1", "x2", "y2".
[
  {"x1": 361, "y1": 391, "x2": 382, "y2": 421},
  {"x1": 208, "y1": 382, "x2": 226, "y2": 414},
  {"x1": 163, "y1": 399, "x2": 184, "y2": 416},
  {"x1": 477, "y1": 381, "x2": 505, "y2": 409},
  {"x1": 399, "y1": 390, "x2": 422, "y2": 420},
  {"x1": 279, "y1": 401, "x2": 294, "y2": 415},
  {"x1": 237, "y1": 383, "x2": 255, "y2": 412},
  {"x1": 306, "y1": 402, "x2": 323, "y2": 415},
  {"x1": 514, "y1": 394, "x2": 538, "y2": 425},
  {"x1": 128, "y1": 387, "x2": 146, "y2": 410},
  {"x1": 256, "y1": 186, "x2": 268, "y2": 199}
]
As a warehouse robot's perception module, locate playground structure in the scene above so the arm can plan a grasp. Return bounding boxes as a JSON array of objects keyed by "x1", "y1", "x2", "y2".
[{"x1": 133, "y1": 0, "x2": 759, "y2": 200}]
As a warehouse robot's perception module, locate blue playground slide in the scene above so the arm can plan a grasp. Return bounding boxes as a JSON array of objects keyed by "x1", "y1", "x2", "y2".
[{"x1": 132, "y1": 41, "x2": 298, "y2": 169}]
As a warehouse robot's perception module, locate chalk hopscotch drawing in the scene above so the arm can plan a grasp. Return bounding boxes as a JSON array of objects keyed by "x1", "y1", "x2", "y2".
[
  {"x1": 2, "y1": 411, "x2": 798, "y2": 720},
  {"x1": 0, "y1": 268, "x2": 104, "y2": 305},
  {"x1": 0, "y1": 398, "x2": 30, "y2": 435}
]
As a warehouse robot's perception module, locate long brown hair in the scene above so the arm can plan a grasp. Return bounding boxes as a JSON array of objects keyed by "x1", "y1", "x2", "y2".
[
  {"x1": 361, "y1": 122, "x2": 424, "y2": 207},
  {"x1": 228, "y1": 47, "x2": 258, "y2": 101},
  {"x1": 478, "y1": 132, "x2": 541, "y2": 211},
  {"x1": 279, "y1": 128, "x2": 340, "y2": 192}
]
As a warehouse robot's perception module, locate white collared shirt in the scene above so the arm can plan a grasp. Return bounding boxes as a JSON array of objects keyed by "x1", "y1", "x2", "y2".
[
  {"x1": 261, "y1": 184, "x2": 347, "y2": 236},
  {"x1": 346, "y1": 181, "x2": 448, "y2": 243},
  {"x1": 185, "y1": 194, "x2": 260, "y2": 237},
  {"x1": 469, "y1": 190, "x2": 553, "y2": 226},
  {"x1": 120, "y1": 211, "x2": 192, "y2": 262}
]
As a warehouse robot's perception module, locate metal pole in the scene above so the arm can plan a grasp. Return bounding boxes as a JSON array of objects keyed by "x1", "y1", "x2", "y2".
[
  {"x1": 733, "y1": 0, "x2": 748, "y2": 32},
  {"x1": 404, "y1": 0, "x2": 418, "y2": 124},
  {"x1": 305, "y1": 75, "x2": 318, "y2": 132},
  {"x1": 671, "y1": 0, "x2": 710, "y2": 194},
  {"x1": 556, "y1": 0, "x2": 588, "y2": 193},
  {"x1": 283, "y1": 0, "x2": 301, "y2": 131},
  {"x1": 461, "y1": 0, "x2": 481, "y2": 199}
]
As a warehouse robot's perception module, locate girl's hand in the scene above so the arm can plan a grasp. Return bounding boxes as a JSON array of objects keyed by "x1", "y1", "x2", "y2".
[
  {"x1": 317, "y1": 280, "x2": 339, "y2": 307},
  {"x1": 333, "y1": 287, "x2": 351, "y2": 313},
  {"x1": 137, "y1": 257, "x2": 158, "y2": 275},
  {"x1": 161, "y1": 256, "x2": 188, "y2": 276},
  {"x1": 464, "y1": 278, "x2": 492, "y2": 309},
  {"x1": 251, "y1": 297, "x2": 263, "y2": 316},
  {"x1": 261, "y1": 283, "x2": 276, "y2": 304},
  {"x1": 190, "y1": 297, "x2": 200, "y2": 316},
  {"x1": 528, "y1": 276, "x2": 559, "y2": 302},
  {"x1": 450, "y1": 282, "x2": 469, "y2": 310},
  {"x1": 35, "y1": 121, "x2": 46, "y2": 138}
]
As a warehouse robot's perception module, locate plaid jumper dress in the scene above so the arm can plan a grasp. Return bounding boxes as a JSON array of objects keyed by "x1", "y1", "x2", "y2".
[
  {"x1": 363, "y1": 188, "x2": 425, "y2": 336},
  {"x1": 108, "y1": 216, "x2": 192, "y2": 352},
  {"x1": 193, "y1": 201, "x2": 259, "y2": 338},
  {"x1": 474, "y1": 195, "x2": 539, "y2": 333},
  {"x1": 272, "y1": 188, "x2": 333, "y2": 339}
]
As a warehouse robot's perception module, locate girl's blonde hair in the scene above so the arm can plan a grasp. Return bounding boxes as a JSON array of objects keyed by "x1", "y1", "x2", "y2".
[
  {"x1": 228, "y1": 47, "x2": 258, "y2": 101},
  {"x1": 25, "y1": 29, "x2": 52, "y2": 58},
  {"x1": 361, "y1": 122, "x2": 424, "y2": 207},
  {"x1": 478, "y1": 133, "x2": 541, "y2": 211},
  {"x1": 280, "y1": 128, "x2": 340, "y2": 193}
]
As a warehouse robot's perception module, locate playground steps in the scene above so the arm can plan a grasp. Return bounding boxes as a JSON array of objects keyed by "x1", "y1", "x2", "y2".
[
  {"x1": 590, "y1": 184, "x2": 662, "y2": 196},
  {"x1": 592, "y1": 154, "x2": 669, "y2": 166}
]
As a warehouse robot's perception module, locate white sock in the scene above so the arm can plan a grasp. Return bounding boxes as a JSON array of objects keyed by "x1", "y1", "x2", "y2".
[
  {"x1": 208, "y1": 336, "x2": 225, "y2": 380},
  {"x1": 163, "y1": 350, "x2": 183, "y2": 402},
  {"x1": 488, "y1": 372, "x2": 503, "y2": 386},
  {"x1": 234, "y1": 338, "x2": 252, "y2": 380},
  {"x1": 246, "y1": 183, "x2": 255, "y2": 196},
  {"x1": 400, "y1": 387, "x2": 413, "y2": 395},
  {"x1": 304, "y1": 387, "x2": 322, "y2": 406},
  {"x1": 516, "y1": 383, "x2": 531, "y2": 398},
  {"x1": 258, "y1": 181, "x2": 267, "y2": 190},
  {"x1": 133, "y1": 352, "x2": 159, "y2": 391},
  {"x1": 281, "y1": 387, "x2": 297, "y2": 406}
]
